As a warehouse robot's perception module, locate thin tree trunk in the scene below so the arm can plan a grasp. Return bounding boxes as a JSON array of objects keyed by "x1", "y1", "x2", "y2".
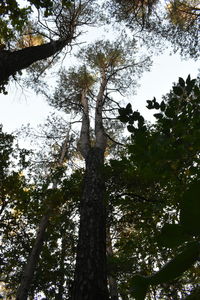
[
  {"x1": 107, "y1": 228, "x2": 119, "y2": 300},
  {"x1": 16, "y1": 214, "x2": 50, "y2": 300},
  {"x1": 95, "y1": 72, "x2": 107, "y2": 151},
  {"x1": 79, "y1": 90, "x2": 91, "y2": 158},
  {"x1": 72, "y1": 147, "x2": 109, "y2": 300},
  {"x1": 16, "y1": 137, "x2": 69, "y2": 300}
]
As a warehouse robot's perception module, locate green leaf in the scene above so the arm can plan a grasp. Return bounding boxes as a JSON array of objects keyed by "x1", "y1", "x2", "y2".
[
  {"x1": 194, "y1": 85, "x2": 200, "y2": 97},
  {"x1": 146, "y1": 100, "x2": 153, "y2": 109},
  {"x1": 130, "y1": 275, "x2": 149, "y2": 300},
  {"x1": 154, "y1": 102, "x2": 160, "y2": 109},
  {"x1": 180, "y1": 181, "x2": 200, "y2": 236},
  {"x1": 165, "y1": 107, "x2": 174, "y2": 118},
  {"x1": 118, "y1": 107, "x2": 127, "y2": 116},
  {"x1": 154, "y1": 113, "x2": 163, "y2": 120},
  {"x1": 160, "y1": 101, "x2": 166, "y2": 112},
  {"x1": 146, "y1": 97, "x2": 160, "y2": 109},
  {"x1": 186, "y1": 74, "x2": 191, "y2": 85},
  {"x1": 138, "y1": 115, "x2": 144, "y2": 122},
  {"x1": 127, "y1": 125, "x2": 135, "y2": 133},
  {"x1": 118, "y1": 115, "x2": 129, "y2": 123},
  {"x1": 125, "y1": 103, "x2": 132, "y2": 114},
  {"x1": 186, "y1": 79, "x2": 196, "y2": 95},
  {"x1": 132, "y1": 111, "x2": 141, "y2": 121},
  {"x1": 158, "y1": 223, "x2": 189, "y2": 248},
  {"x1": 149, "y1": 242, "x2": 200, "y2": 285},
  {"x1": 186, "y1": 85, "x2": 193, "y2": 95},
  {"x1": 152, "y1": 97, "x2": 160, "y2": 109},
  {"x1": 179, "y1": 77, "x2": 185, "y2": 87},
  {"x1": 173, "y1": 86, "x2": 183, "y2": 96}
]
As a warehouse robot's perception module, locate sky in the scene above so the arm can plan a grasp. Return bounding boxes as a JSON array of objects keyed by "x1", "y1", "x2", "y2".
[
  {"x1": 0, "y1": 4, "x2": 199, "y2": 136},
  {"x1": 0, "y1": 51, "x2": 199, "y2": 134}
]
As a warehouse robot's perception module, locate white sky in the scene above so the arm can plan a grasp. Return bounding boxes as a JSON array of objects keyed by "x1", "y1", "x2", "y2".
[
  {"x1": 0, "y1": 51, "x2": 199, "y2": 134},
  {"x1": 0, "y1": 8, "x2": 199, "y2": 135}
]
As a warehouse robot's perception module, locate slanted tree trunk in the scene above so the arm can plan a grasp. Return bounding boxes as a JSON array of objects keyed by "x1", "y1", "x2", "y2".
[
  {"x1": 0, "y1": 0, "x2": 83, "y2": 84},
  {"x1": 0, "y1": 39, "x2": 69, "y2": 83},
  {"x1": 16, "y1": 214, "x2": 50, "y2": 300},
  {"x1": 16, "y1": 137, "x2": 69, "y2": 300}
]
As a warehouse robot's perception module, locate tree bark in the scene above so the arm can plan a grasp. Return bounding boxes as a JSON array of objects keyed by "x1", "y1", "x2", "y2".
[
  {"x1": 72, "y1": 147, "x2": 109, "y2": 300},
  {"x1": 0, "y1": 39, "x2": 69, "y2": 83},
  {"x1": 72, "y1": 66, "x2": 109, "y2": 299},
  {"x1": 79, "y1": 90, "x2": 91, "y2": 158},
  {"x1": 16, "y1": 137, "x2": 69, "y2": 300},
  {"x1": 16, "y1": 214, "x2": 49, "y2": 300},
  {"x1": 95, "y1": 71, "x2": 107, "y2": 151}
]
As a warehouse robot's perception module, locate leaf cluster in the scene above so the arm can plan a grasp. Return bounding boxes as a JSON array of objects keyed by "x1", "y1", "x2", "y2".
[
  {"x1": 108, "y1": 0, "x2": 200, "y2": 59},
  {"x1": 49, "y1": 66, "x2": 95, "y2": 114},
  {"x1": 111, "y1": 76, "x2": 200, "y2": 298}
]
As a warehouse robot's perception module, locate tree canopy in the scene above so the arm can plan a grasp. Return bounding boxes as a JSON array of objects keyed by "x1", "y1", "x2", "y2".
[
  {"x1": 108, "y1": 0, "x2": 200, "y2": 58},
  {"x1": 0, "y1": 0, "x2": 200, "y2": 299}
]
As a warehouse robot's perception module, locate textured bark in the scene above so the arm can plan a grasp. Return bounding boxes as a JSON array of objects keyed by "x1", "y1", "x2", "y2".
[
  {"x1": 79, "y1": 90, "x2": 91, "y2": 158},
  {"x1": 72, "y1": 147, "x2": 109, "y2": 300},
  {"x1": 95, "y1": 72, "x2": 107, "y2": 151},
  {"x1": 73, "y1": 66, "x2": 109, "y2": 299},
  {"x1": 0, "y1": 38, "x2": 68, "y2": 83},
  {"x1": 16, "y1": 214, "x2": 49, "y2": 300}
]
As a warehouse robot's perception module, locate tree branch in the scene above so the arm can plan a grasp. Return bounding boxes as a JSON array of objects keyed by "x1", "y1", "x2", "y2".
[
  {"x1": 0, "y1": 38, "x2": 70, "y2": 83},
  {"x1": 105, "y1": 133, "x2": 126, "y2": 147}
]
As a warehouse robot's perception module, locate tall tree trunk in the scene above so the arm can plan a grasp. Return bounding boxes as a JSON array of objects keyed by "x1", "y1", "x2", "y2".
[
  {"x1": 72, "y1": 147, "x2": 109, "y2": 300},
  {"x1": 73, "y1": 70, "x2": 109, "y2": 299},
  {"x1": 16, "y1": 137, "x2": 69, "y2": 300},
  {"x1": 16, "y1": 214, "x2": 50, "y2": 300}
]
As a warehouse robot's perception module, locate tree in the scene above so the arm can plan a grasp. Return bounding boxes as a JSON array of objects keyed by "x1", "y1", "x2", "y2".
[
  {"x1": 15, "y1": 116, "x2": 79, "y2": 299},
  {"x1": 108, "y1": 0, "x2": 200, "y2": 58},
  {"x1": 16, "y1": 138, "x2": 70, "y2": 300},
  {"x1": 0, "y1": 0, "x2": 96, "y2": 93},
  {"x1": 115, "y1": 75, "x2": 200, "y2": 299},
  {"x1": 46, "y1": 37, "x2": 151, "y2": 299},
  {"x1": 0, "y1": 126, "x2": 33, "y2": 298},
  {"x1": 1, "y1": 2, "x2": 199, "y2": 299},
  {"x1": 0, "y1": 117, "x2": 78, "y2": 299}
]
